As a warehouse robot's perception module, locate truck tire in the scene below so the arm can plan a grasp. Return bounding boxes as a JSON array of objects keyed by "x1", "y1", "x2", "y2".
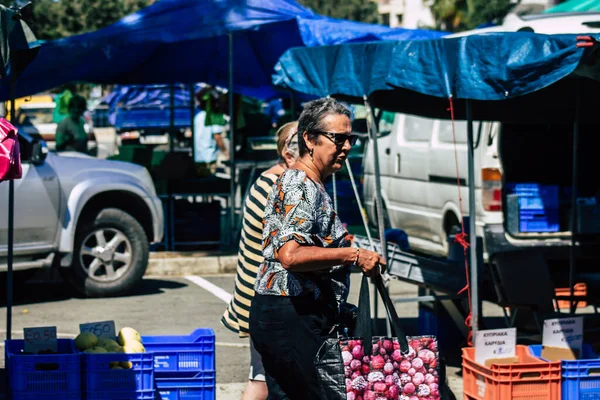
[{"x1": 67, "y1": 208, "x2": 149, "y2": 297}]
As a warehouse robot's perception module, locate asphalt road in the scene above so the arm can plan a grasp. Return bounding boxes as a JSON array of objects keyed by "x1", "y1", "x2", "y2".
[{"x1": 0, "y1": 271, "x2": 499, "y2": 399}]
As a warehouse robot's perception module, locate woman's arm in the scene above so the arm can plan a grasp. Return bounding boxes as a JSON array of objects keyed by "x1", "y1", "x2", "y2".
[
  {"x1": 278, "y1": 240, "x2": 355, "y2": 272},
  {"x1": 278, "y1": 241, "x2": 385, "y2": 277}
]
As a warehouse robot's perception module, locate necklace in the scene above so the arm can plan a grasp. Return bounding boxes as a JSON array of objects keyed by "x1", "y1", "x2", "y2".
[{"x1": 297, "y1": 159, "x2": 323, "y2": 185}]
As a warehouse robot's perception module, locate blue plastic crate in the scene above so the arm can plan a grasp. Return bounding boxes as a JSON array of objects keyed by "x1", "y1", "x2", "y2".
[
  {"x1": 530, "y1": 344, "x2": 600, "y2": 399},
  {"x1": 5, "y1": 339, "x2": 82, "y2": 400},
  {"x1": 142, "y1": 329, "x2": 215, "y2": 373},
  {"x1": 520, "y1": 218, "x2": 560, "y2": 233},
  {"x1": 83, "y1": 351, "x2": 154, "y2": 397},
  {"x1": 85, "y1": 389, "x2": 155, "y2": 400},
  {"x1": 155, "y1": 371, "x2": 216, "y2": 400},
  {"x1": 507, "y1": 183, "x2": 559, "y2": 201}
]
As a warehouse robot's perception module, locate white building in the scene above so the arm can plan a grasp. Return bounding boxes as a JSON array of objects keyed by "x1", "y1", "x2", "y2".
[{"x1": 376, "y1": 0, "x2": 435, "y2": 29}]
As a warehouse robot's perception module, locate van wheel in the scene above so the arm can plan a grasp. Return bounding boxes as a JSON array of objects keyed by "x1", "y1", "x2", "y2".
[
  {"x1": 443, "y1": 214, "x2": 462, "y2": 255},
  {"x1": 371, "y1": 201, "x2": 391, "y2": 230},
  {"x1": 66, "y1": 208, "x2": 149, "y2": 297}
]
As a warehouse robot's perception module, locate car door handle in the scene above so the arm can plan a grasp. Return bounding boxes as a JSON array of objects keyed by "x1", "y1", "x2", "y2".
[{"x1": 385, "y1": 148, "x2": 391, "y2": 155}]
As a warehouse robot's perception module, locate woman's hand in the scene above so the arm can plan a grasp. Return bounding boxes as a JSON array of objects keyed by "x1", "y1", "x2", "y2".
[{"x1": 356, "y1": 249, "x2": 386, "y2": 277}]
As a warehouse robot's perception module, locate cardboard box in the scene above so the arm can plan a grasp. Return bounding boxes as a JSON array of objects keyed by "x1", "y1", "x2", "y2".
[{"x1": 541, "y1": 345, "x2": 578, "y2": 361}]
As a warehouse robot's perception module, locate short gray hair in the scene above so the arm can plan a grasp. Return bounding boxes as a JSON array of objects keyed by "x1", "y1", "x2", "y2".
[{"x1": 297, "y1": 98, "x2": 351, "y2": 157}]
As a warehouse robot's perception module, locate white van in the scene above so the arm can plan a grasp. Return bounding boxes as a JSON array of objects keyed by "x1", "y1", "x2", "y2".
[
  {"x1": 363, "y1": 115, "x2": 501, "y2": 258},
  {"x1": 362, "y1": 116, "x2": 599, "y2": 265}
]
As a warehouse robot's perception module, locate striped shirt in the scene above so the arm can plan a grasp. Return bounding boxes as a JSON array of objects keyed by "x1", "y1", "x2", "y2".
[{"x1": 221, "y1": 172, "x2": 279, "y2": 337}]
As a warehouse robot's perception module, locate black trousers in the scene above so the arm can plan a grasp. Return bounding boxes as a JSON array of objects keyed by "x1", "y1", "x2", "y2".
[{"x1": 250, "y1": 293, "x2": 336, "y2": 400}]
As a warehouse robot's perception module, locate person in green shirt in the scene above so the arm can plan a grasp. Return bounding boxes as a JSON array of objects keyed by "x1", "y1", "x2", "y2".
[{"x1": 55, "y1": 94, "x2": 88, "y2": 153}]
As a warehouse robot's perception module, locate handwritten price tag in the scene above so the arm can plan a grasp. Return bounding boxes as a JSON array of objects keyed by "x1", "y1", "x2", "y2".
[
  {"x1": 475, "y1": 328, "x2": 516, "y2": 365},
  {"x1": 543, "y1": 317, "x2": 583, "y2": 353},
  {"x1": 24, "y1": 326, "x2": 58, "y2": 354},
  {"x1": 79, "y1": 321, "x2": 116, "y2": 339}
]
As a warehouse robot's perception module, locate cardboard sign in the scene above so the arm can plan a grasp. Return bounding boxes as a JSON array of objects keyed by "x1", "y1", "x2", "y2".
[
  {"x1": 543, "y1": 317, "x2": 583, "y2": 353},
  {"x1": 79, "y1": 321, "x2": 116, "y2": 339},
  {"x1": 475, "y1": 328, "x2": 516, "y2": 365},
  {"x1": 24, "y1": 326, "x2": 58, "y2": 354}
]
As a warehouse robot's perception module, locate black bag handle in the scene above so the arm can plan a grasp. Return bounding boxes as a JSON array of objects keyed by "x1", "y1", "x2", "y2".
[{"x1": 355, "y1": 274, "x2": 409, "y2": 354}]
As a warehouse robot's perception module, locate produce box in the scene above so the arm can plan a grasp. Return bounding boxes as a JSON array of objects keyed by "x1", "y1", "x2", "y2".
[
  {"x1": 75, "y1": 328, "x2": 155, "y2": 400},
  {"x1": 531, "y1": 344, "x2": 600, "y2": 400},
  {"x1": 142, "y1": 328, "x2": 215, "y2": 374},
  {"x1": 82, "y1": 351, "x2": 154, "y2": 400},
  {"x1": 5, "y1": 339, "x2": 82, "y2": 400},
  {"x1": 462, "y1": 345, "x2": 561, "y2": 400},
  {"x1": 154, "y1": 371, "x2": 216, "y2": 400}
]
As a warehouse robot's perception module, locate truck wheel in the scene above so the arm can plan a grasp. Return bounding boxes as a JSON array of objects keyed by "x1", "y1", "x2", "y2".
[{"x1": 67, "y1": 208, "x2": 149, "y2": 297}]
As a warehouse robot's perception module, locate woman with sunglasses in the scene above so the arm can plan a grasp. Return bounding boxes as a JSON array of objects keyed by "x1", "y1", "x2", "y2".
[
  {"x1": 222, "y1": 122, "x2": 300, "y2": 400},
  {"x1": 250, "y1": 98, "x2": 386, "y2": 399}
]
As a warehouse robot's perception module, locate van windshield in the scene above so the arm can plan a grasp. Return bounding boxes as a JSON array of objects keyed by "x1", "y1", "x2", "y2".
[{"x1": 18, "y1": 108, "x2": 54, "y2": 125}]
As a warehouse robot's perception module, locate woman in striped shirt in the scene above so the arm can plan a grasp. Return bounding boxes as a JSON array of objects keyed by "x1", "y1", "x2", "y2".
[{"x1": 222, "y1": 121, "x2": 299, "y2": 400}]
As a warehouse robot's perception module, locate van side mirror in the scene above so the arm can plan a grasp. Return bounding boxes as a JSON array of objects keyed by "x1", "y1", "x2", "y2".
[{"x1": 30, "y1": 139, "x2": 48, "y2": 165}]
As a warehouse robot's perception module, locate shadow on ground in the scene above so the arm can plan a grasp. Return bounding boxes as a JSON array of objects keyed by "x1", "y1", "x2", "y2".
[{"x1": 0, "y1": 274, "x2": 187, "y2": 307}]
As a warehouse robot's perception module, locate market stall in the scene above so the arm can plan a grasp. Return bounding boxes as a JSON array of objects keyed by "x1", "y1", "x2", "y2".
[
  {"x1": 0, "y1": 0, "x2": 444, "y2": 246},
  {"x1": 273, "y1": 33, "x2": 600, "y2": 342}
]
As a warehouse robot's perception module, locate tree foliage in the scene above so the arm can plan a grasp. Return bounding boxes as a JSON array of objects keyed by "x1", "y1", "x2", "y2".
[
  {"x1": 0, "y1": 0, "x2": 155, "y2": 40},
  {"x1": 297, "y1": 0, "x2": 380, "y2": 23},
  {"x1": 428, "y1": 0, "x2": 512, "y2": 32}
]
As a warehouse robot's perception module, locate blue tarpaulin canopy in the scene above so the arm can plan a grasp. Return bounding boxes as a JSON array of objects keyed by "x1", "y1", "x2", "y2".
[
  {"x1": 273, "y1": 33, "x2": 600, "y2": 122},
  {"x1": 0, "y1": 0, "x2": 445, "y2": 101}
]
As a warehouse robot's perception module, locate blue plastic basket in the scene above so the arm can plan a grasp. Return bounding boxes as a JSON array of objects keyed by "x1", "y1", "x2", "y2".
[
  {"x1": 142, "y1": 329, "x2": 215, "y2": 374},
  {"x1": 5, "y1": 339, "x2": 82, "y2": 400},
  {"x1": 155, "y1": 371, "x2": 216, "y2": 400},
  {"x1": 530, "y1": 344, "x2": 600, "y2": 399},
  {"x1": 83, "y1": 351, "x2": 154, "y2": 399},
  {"x1": 85, "y1": 389, "x2": 155, "y2": 400}
]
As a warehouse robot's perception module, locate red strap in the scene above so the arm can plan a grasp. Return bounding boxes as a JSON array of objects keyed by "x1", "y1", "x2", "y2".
[{"x1": 447, "y1": 97, "x2": 473, "y2": 346}]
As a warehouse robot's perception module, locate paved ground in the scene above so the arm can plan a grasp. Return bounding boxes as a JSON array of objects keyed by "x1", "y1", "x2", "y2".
[{"x1": 0, "y1": 269, "x2": 511, "y2": 399}]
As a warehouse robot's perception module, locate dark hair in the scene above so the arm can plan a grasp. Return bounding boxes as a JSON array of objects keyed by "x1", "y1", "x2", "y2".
[
  {"x1": 297, "y1": 98, "x2": 351, "y2": 156},
  {"x1": 68, "y1": 94, "x2": 87, "y2": 114}
]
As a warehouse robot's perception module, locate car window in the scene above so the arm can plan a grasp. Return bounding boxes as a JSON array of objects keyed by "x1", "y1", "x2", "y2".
[
  {"x1": 18, "y1": 108, "x2": 54, "y2": 125},
  {"x1": 403, "y1": 114, "x2": 433, "y2": 142},
  {"x1": 378, "y1": 111, "x2": 395, "y2": 136},
  {"x1": 438, "y1": 120, "x2": 467, "y2": 144}
]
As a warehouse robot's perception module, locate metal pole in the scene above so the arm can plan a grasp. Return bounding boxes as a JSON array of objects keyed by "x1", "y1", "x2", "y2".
[
  {"x1": 228, "y1": 32, "x2": 236, "y2": 246},
  {"x1": 364, "y1": 97, "x2": 388, "y2": 265},
  {"x1": 290, "y1": 91, "x2": 297, "y2": 119},
  {"x1": 189, "y1": 84, "x2": 195, "y2": 162},
  {"x1": 169, "y1": 84, "x2": 175, "y2": 152},
  {"x1": 364, "y1": 96, "x2": 389, "y2": 336},
  {"x1": 345, "y1": 158, "x2": 374, "y2": 247},
  {"x1": 569, "y1": 81, "x2": 581, "y2": 315},
  {"x1": 332, "y1": 173, "x2": 338, "y2": 214},
  {"x1": 7, "y1": 86, "x2": 15, "y2": 340},
  {"x1": 466, "y1": 100, "x2": 479, "y2": 339}
]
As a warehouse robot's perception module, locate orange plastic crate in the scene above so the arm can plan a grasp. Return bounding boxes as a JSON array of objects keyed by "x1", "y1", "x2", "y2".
[
  {"x1": 556, "y1": 283, "x2": 587, "y2": 309},
  {"x1": 462, "y1": 345, "x2": 561, "y2": 400}
]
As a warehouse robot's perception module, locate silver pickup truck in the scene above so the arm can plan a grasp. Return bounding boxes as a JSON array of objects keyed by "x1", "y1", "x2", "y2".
[{"x1": 0, "y1": 132, "x2": 164, "y2": 297}]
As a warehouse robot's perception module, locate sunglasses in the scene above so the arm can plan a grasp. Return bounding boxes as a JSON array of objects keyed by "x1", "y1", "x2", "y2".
[{"x1": 314, "y1": 130, "x2": 359, "y2": 147}]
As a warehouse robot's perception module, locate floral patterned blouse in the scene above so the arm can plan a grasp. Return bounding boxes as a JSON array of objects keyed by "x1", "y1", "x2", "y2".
[{"x1": 254, "y1": 169, "x2": 353, "y2": 303}]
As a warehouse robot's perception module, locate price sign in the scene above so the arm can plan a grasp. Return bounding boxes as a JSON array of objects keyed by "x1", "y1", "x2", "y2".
[
  {"x1": 79, "y1": 321, "x2": 116, "y2": 339},
  {"x1": 543, "y1": 317, "x2": 583, "y2": 353},
  {"x1": 24, "y1": 326, "x2": 58, "y2": 354},
  {"x1": 475, "y1": 328, "x2": 516, "y2": 365}
]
